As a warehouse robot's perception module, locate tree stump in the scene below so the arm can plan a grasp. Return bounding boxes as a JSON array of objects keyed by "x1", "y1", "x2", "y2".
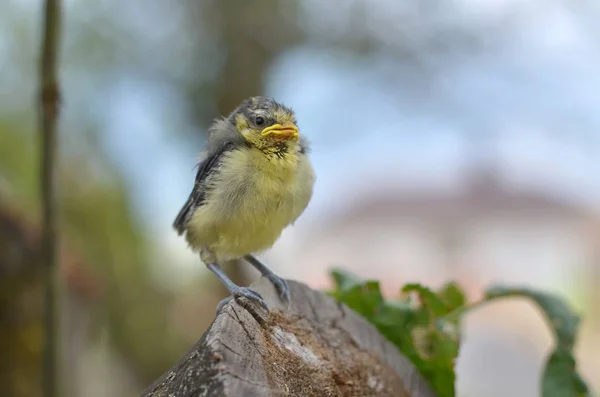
[{"x1": 142, "y1": 278, "x2": 438, "y2": 397}]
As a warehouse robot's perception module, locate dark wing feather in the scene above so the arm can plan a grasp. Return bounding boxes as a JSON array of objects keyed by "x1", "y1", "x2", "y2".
[{"x1": 172, "y1": 141, "x2": 236, "y2": 235}]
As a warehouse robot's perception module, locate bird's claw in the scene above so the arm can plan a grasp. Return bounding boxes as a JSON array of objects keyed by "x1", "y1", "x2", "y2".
[
  {"x1": 216, "y1": 296, "x2": 233, "y2": 314},
  {"x1": 267, "y1": 275, "x2": 291, "y2": 303},
  {"x1": 232, "y1": 286, "x2": 269, "y2": 311}
]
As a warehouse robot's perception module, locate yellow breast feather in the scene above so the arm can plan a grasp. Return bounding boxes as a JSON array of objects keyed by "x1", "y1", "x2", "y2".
[{"x1": 185, "y1": 145, "x2": 315, "y2": 261}]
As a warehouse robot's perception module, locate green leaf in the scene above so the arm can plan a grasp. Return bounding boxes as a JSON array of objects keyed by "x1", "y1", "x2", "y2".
[
  {"x1": 329, "y1": 272, "x2": 591, "y2": 397},
  {"x1": 437, "y1": 282, "x2": 467, "y2": 312},
  {"x1": 330, "y1": 273, "x2": 465, "y2": 397},
  {"x1": 484, "y1": 286, "x2": 580, "y2": 349},
  {"x1": 330, "y1": 268, "x2": 384, "y2": 317},
  {"x1": 410, "y1": 324, "x2": 458, "y2": 397},
  {"x1": 542, "y1": 349, "x2": 590, "y2": 397},
  {"x1": 397, "y1": 283, "x2": 462, "y2": 397},
  {"x1": 331, "y1": 267, "x2": 364, "y2": 293},
  {"x1": 483, "y1": 286, "x2": 590, "y2": 397},
  {"x1": 402, "y1": 283, "x2": 448, "y2": 317},
  {"x1": 372, "y1": 300, "x2": 414, "y2": 328},
  {"x1": 339, "y1": 281, "x2": 384, "y2": 317}
]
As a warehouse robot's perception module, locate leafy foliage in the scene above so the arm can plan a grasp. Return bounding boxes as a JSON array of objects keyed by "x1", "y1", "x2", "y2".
[
  {"x1": 329, "y1": 269, "x2": 591, "y2": 397},
  {"x1": 0, "y1": 122, "x2": 185, "y2": 383}
]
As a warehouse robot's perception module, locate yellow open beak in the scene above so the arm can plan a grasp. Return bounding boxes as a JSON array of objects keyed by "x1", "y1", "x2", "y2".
[{"x1": 260, "y1": 123, "x2": 299, "y2": 139}]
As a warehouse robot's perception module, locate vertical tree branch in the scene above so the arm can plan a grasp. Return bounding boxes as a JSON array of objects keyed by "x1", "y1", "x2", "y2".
[{"x1": 39, "y1": 0, "x2": 62, "y2": 396}]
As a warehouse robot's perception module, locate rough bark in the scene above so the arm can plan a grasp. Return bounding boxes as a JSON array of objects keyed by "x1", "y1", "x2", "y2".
[{"x1": 142, "y1": 278, "x2": 437, "y2": 397}]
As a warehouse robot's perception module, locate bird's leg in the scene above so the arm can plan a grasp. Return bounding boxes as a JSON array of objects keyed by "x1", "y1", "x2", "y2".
[
  {"x1": 201, "y1": 251, "x2": 268, "y2": 313},
  {"x1": 244, "y1": 254, "x2": 291, "y2": 303}
]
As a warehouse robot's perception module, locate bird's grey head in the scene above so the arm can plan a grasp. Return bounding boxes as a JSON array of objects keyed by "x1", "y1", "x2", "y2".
[
  {"x1": 226, "y1": 96, "x2": 299, "y2": 147},
  {"x1": 228, "y1": 96, "x2": 295, "y2": 127}
]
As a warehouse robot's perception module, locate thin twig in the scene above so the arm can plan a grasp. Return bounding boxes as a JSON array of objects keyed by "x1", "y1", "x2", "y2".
[{"x1": 39, "y1": 0, "x2": 62, "y2": 396}]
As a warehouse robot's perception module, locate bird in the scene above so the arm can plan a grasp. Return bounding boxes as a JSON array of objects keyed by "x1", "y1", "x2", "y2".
[{"x1": 173, "y1": 96, "x2": 315, "y2": 314}]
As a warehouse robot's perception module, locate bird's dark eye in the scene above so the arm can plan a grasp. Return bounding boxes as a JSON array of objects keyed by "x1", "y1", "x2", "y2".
[{"x1": 255, "y1": 116, "x2": 265, "y2": 126}]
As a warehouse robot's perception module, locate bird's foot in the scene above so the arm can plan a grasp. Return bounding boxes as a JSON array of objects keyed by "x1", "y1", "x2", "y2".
[
  {"x1": 232, "y1": 286, "x2": 269, "y2": 311},
  {"x1": 206, "y1": 261, "x2": 269, "y2": 314},
  {"x1": 216, "y1": 296, "x2": 233, "y2": 314},
  {"x1": 215, "y1": 289, "x2": 268, "y2": 325},
  {"x1": 266, "y1": 274, "x2": 291, "y2": 303}
]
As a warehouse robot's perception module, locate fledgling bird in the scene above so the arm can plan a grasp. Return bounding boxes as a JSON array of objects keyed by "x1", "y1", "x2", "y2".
[{"x1": 173, "y1": 96, "x2": 315, "y2": 313}]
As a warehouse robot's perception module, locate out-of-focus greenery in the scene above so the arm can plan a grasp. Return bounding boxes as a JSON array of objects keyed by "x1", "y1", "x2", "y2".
[
  {"x1": 0, "y1": 200, "x2": 43, "y2": 397},
  {"x1": 329, "y1": 268, "x2": 591, "y2": 397},
  {"x1": 0, "y1": 119, "x2": 185, "y2": 386}
]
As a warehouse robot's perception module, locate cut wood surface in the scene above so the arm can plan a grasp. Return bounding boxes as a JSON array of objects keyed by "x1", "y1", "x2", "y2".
[{"x1": 142, "y1": 278, "x2": 438, "y2": 397}]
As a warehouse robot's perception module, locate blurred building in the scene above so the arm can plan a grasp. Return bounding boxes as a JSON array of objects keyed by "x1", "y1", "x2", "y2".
[{"x1": 284, "y1": 167, "x2": 596, "y2": 292}]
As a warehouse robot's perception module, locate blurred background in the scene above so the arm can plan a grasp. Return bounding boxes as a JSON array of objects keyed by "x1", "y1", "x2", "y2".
[{"x1": 1, "y1": 0, "x2": 599, "y2": 396}]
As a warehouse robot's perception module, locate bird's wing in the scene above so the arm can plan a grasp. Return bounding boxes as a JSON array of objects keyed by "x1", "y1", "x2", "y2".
[{"x1": 172, "y1": 141, "x2": 236, "y2": 235}]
